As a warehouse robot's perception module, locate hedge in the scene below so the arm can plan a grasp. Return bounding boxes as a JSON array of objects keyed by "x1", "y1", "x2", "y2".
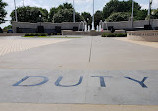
[
  {"x1": 102, "y1": 33, "x2": 127, "y2": 37},
  {"x1": 25, "y1": 33, "x2": 48, "y2": 36}
]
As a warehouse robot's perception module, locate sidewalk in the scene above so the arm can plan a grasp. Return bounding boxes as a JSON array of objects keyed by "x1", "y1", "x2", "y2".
[{"x1": 0, "y1": 103, "x2": 158, "y2": 111}]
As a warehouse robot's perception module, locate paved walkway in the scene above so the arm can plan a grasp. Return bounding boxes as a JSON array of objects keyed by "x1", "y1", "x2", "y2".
[
  {"x1": 115, "y1": 37, "x2": 158, "y2": 48},
  {"x1": 0, "y1": 36, "x2": 158, "y2": 70},
  {"x1": 0, "y1": 36, "x2": 158, "y2": 110},
  {"x1": 0, "y1": 103, "x2": 158, "y2": 111},
  {"x1": 0, "y1": 36, "x2": 70, "y2": 56}
]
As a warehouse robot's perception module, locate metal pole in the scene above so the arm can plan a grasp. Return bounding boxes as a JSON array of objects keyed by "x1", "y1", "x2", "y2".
[
  {"x1": 148, "y1": 0, "x2": 152, "y2": 26},
  {"x1": 92, "y1": 0, "x2": 95, "y2": 30},
  {"x1": 131, "y1": 0, "x2": 134, "y2": 28},
  {"x1": 131, "y1": 0, "x2": 134, "y2": 18},
  {"x1": 14, "y1": 0, "x2": 18, "y2": 22},
  {"x1": 23, "y1": 0, "x2": 24, "y2": 7},
  {"x1": 73, "y1": 0, "x2": 75, "y2": 23},
  {"x1": 148, "y1": 0, "x2": 151, "y2": 16}
]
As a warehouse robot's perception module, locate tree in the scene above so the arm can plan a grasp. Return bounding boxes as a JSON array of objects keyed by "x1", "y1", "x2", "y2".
[
  {"x1": 0, "y1": 0, "x2": 8, "y2": 24},
  {"x1": 106, "y1": 12, "x2": 130, "y2": 22},
  {"x1": 49, "y1": 3, "x2": 73, "y2": 22},
  {"x1": 135, "y1": 10, "x2": 148, "y2": 20},
  {"x1": 103, "y1": 0, "x2": 141, "y2": 19},
  {"x1": 94, "y1": 11, "x2": 104, "y2": 28},
  {"x1": 49, "y1": 7, "x2": 58, "y2": 22},
  {"x1": 152, "y1": 9, "x2": 158, "y2": 19},
  {"x1": 81, "y1": 12, "x2": 92, "y2": 26},
  {"x1": 58, "y1": 2, "x2": 73, "y2": 10},
  {"x1": 53, "y1": 9, "x2": 82, "y2": 23},
  {"x1": 3, "y1": 25, "x2": 12, "y2": 32},
  {"x1": 10, "y1": 6, "x2": 48, "y2": 23}
]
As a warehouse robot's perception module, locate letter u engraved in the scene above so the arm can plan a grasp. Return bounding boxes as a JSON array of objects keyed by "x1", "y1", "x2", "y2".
[{"x1": 55, "y1": 76, "x2": 83, "y2": 87}]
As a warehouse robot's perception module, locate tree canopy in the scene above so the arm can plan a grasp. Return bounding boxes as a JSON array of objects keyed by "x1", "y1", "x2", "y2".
[
  {"x1": 106, "y1": 12, "x2": 130, "y2": 22},
  {"x1": 8, "y1": 1, "x2": 153, "y2": 28},
  {"x1": 10, "y1": 6, "x2": 48, "y2": 23},
  {"x1": 81, "y1": 12, "x2": 92, "y2": 26},
  {"x1": 3, "y1": 25, "x2": 12, "y2": 31},
  {"x1": 49, "y1": 2, "x2": 73, "y2": 22},
  {"x1": 0, "y1": 0, "x2": 8, "y2": 24},
  {"x1": 135, "y1": 10, "x2": 148, "y2": 20},
  {"x1": 103, "y1": 0, "x2": 141, "y2": 19},
  {"x1": 94, "y1": 11, "x2": 104, "y2": 27},
  {"x1": 53, "y1": 9, "x2": 82, "y2": 23},
  {"x1": 152, "y1": 9, "x2": 158, "y2": 19},
  {"x1": 58, "y1": 3, "x2": 73, "y2": 10}
]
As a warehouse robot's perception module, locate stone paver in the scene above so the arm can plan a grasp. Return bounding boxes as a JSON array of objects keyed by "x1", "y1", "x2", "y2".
[
  {"x1": 0, "y1": 36, "x2": 70, "y2": 56},
  {"x1": 0, "y1": 103, "x2": 158, "y2": 111},
  {"x1": 114, "y1": 37, "x2": 158, "y2": 48}
]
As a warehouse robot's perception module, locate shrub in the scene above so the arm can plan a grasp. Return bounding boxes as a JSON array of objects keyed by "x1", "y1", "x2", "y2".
[
  {"x1": 30, "y1": 33, "x2": 36, "y2": 36},
  {"x1": 102, "y1": 33, "x2": 127, "y2": 37},
  {"x1": 34, "y1": 33, "x2": 39, "y2": 36},
  {"x1": 40, "y1": 33, "x2": 48, "y2": 36},
  {"x1": 25, "y1": 33, "x2": 48, "y2": 36},
  {"x1": 25, "y1": 33, "x2": 30, "y2": 36},
  {"x1": 115, "y1": 33, "x2": 127, "y2": 37},
  {"x1": 102, "y1": 33, "x2": 116, "y2": 37},
  {"x1": 106, "y1": 33, "x2": 116, "y2": 37},
  {"x1": 57, "y1": 33, "x2": 61, "y2": 35}
]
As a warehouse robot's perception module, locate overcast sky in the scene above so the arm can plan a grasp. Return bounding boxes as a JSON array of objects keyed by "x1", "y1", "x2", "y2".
[{"x1": 1, "y1": 0, "x2": 158, "y2": 28}]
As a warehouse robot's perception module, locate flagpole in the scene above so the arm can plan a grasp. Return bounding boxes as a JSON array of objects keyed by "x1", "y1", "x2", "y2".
[
  {"x1": 131, "y1": 0, "x2": 134, "y2": 28},
  {"x1": 148, "y1": 0, "x2": 151, "y2": 16},
  {"x1": 14, "y1": 0, "x2": 18, "y2": 22},
  {"x1": 23, "y1": 0, "x2": 24, "y2": 7},
  {"x1": 73, "y1": 0, "x2": 75, "y2": 23},
  {"x1": 148, "y1": 0, "x2": 152, "y2": 26},
  {"x1": 92, "y1": 0, "x2": 95, "y2": 30}
]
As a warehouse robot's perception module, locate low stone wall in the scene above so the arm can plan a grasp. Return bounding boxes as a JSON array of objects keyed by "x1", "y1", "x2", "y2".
[
  {"x1": 62, "y1": 30, "x2": 126, "y2": 36},
  {"x1": 12, "y1": 22, "x2": 84, "y2": 33},
  {"x1": 103, "y1": 19, "x2": 158, "y2": 30},
  {"x1": 62, "y1": 30, "x2": 104, "y2": 36},
  {"x1": 127, "y1": 31, "x2": 158, "y2": 42}
]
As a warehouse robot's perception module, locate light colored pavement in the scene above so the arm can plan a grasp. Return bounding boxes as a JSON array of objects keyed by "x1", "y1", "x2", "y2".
[
  {"x1": 0, "y1": 103, "x2": 158, "y2": 111},
  {"x1": 0, "y1": 36, "x2": 70, "y2": 56},
  {"x1": 0, "y1": 36, "x2": 158, "y2": 110},
  {"x1": 0, "y1": 69, "x2": 158, "y2": 105},
  {"x1": 115, "y1": 37, "x2": 158, "y2": 48},
  {"x1": 0, "y1": 36, "x2": 158, "y2": 70}
]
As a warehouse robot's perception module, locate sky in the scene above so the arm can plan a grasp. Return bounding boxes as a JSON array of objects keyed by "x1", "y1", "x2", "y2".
[{"x1": 1, "y1": 0, "x2": 158, "y2": 28}]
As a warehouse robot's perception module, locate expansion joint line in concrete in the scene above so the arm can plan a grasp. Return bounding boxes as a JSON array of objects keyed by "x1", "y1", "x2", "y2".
[{"x1": 89, "y1": 36, "x2": 93, "y2": 62}]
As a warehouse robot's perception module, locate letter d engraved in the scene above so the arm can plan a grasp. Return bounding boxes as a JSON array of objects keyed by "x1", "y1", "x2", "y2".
[{"x1": 13, "y1": 76, "x2": 48, "y2": 86}]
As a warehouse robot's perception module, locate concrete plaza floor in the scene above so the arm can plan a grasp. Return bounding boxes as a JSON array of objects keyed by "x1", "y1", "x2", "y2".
[{"x1": 0, "y1": 36, "x2": 158, "y2": 110}]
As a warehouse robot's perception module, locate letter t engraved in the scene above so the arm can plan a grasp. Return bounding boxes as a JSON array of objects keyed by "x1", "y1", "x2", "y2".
[{"x1": 91, "y1": 76, "x2": 112, "y2": 87}]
